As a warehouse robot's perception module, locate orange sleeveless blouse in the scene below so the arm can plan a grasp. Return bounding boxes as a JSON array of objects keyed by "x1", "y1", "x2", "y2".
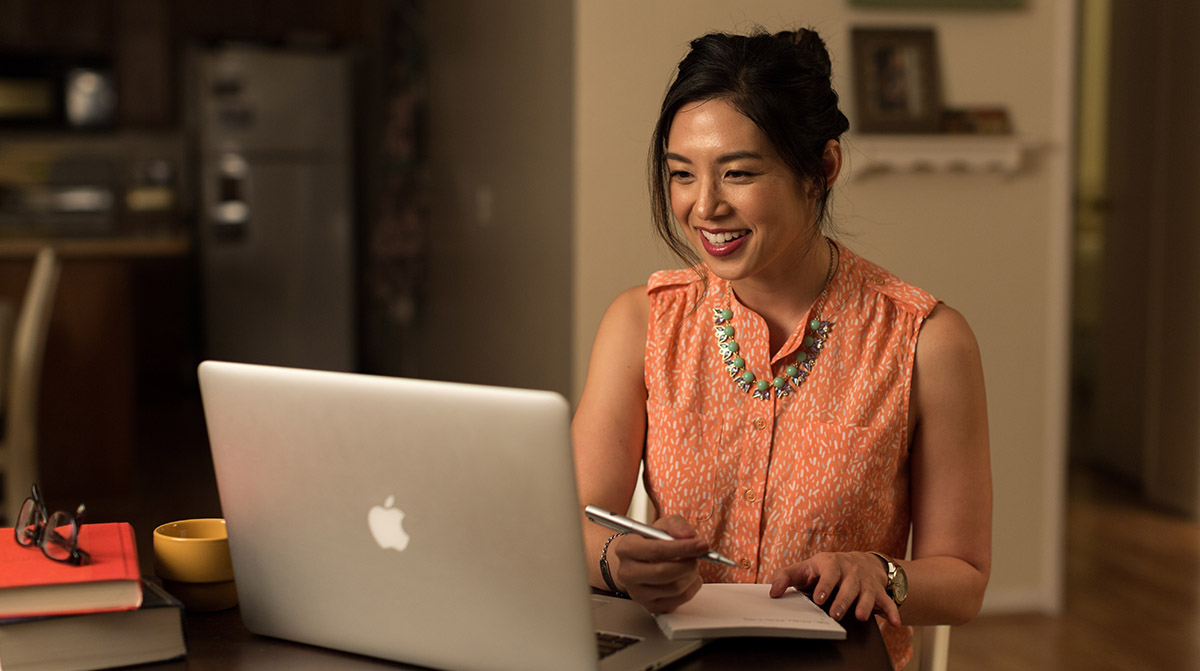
[{"x1": 643, "y1": 241, "x2": 937, "y2": 669}]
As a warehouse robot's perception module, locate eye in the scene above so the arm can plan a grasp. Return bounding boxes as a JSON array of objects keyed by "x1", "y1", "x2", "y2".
[
  {"x1": 725, "y1": 170, "x2": 756, "y2": 180},
  {"x1": 669, "y1": 169, "x2": 694, "y2": 182}
]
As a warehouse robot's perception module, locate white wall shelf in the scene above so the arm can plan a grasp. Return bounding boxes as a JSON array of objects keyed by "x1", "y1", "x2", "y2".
[{"x1": 848, "y1": 134, "x2": 1040, "y2": 178}]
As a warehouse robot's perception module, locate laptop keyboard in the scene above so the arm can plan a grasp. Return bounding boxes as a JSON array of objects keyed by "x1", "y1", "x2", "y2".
[{"x1": 596, "y1": 631, "x2": 641, "y2": 659}]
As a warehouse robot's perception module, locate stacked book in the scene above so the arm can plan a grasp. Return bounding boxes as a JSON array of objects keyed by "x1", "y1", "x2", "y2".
[{"x1": 0, "y1": 522, "x2": 187, "y2": 671}]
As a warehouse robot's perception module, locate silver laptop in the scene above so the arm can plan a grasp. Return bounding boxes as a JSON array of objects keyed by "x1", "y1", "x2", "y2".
[{"x1": 198, "y1": 361, "x2": 701, "y2": 671}]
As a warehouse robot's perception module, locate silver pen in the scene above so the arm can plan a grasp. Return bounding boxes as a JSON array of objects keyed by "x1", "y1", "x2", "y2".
[{"x1": 584, "y1": 504, "x2": 737, "y2": 567}]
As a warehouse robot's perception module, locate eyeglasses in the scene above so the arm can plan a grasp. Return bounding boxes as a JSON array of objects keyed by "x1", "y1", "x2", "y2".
[{"x1": 13, "y1": 483, "x2": 90, "y2": 566}]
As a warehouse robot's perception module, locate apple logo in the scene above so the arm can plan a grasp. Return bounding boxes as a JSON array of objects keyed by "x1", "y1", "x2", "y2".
[{"x1": 368, "y1": 495, "x2": 410, "y2": 552}]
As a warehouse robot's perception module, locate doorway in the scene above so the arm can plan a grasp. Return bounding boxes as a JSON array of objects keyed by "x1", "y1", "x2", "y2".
[{"x1": 1070, "y1": 0, "x2": 1200, "y2": 518}]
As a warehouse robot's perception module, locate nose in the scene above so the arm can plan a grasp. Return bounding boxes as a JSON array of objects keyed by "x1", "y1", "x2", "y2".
[{"x1": 694, "y1": 179, "x2": 727, "y2": 220}]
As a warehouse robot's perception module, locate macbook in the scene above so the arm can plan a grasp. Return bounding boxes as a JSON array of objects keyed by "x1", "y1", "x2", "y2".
[{"x1": 197, "y1": 361, "x2": 701, "y2": 671}]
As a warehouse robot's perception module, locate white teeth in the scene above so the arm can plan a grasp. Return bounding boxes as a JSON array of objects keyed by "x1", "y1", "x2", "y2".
[{"x1": 700, "y1": 229, "x2": 749, "y2": 245}]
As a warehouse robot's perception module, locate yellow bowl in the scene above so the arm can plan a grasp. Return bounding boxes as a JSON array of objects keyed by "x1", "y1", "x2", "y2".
[
  {"x1": 153, "y1": 518, "x2": 235, "y2": 584},
  {"x1": 161, "y1": 578, "x2": 239, "y2": 612}
]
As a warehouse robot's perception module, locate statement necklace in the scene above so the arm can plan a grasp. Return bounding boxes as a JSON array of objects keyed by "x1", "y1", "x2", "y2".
[{"x1": 713, "y1": 239, "x2": 837, "y2": 401}]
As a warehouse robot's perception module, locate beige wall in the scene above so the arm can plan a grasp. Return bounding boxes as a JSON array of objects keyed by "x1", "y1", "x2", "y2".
[{"x1": 574, "y1": 0, "x2": 1075, "y2": 614}]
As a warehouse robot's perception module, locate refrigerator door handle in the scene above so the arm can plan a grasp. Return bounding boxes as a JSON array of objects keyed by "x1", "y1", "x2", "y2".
[{"x1": 211, "y1": 153, "x2": 250, "y2": 239}]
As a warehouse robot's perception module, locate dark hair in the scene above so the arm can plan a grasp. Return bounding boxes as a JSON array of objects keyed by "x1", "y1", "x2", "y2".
[{"x1": 649, "y1": 28, "x2": 851, "y2": 269}]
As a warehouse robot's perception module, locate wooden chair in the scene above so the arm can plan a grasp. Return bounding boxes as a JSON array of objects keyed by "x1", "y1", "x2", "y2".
[
  {"x1": 918, "y1": 625, "x2": 951, "y2": 671},
  {"x1": 0, "y1": 247, "x2": 61, "y2": 525}
]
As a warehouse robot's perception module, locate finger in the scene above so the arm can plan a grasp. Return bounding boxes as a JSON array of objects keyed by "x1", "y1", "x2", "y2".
[
  {"x1": 876, "y1": 598, "x2": 902, "y2": 629},
  {"x1": 853, "y1": 587, "x2": 881, "y2": 622},
  {"x1": 827, "y1": 574, "x2": 859, "y2": 620},
  {"x1": 810, "y1": 562, "x2": 843, "y2": 607},
  {"x1": 617, "y1": 531, "x2": 709, "y2": 563},
  {"x1": 625, "y1": 566, "x2": 701, "y2": 612},
  {"x1": 769, "y1": 562, "x2": 813, "y2": 597},
  {"x1": 616, "y1": 540, "x2": 703, "y2": 595},
  {"x1": 653, "y1": 515, "x2": 699, "y2": 540},
  {"x1": 642, "y1": 573, "x2": 703, "y2": 614},
  {"x1": 621, "y1": 555, "x2": 702, "y2": 588}
]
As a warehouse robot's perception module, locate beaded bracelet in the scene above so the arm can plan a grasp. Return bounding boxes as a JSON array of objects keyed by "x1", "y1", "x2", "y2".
[{"x1": 599, "y1": 531, "x2": 628, "y2": 598}]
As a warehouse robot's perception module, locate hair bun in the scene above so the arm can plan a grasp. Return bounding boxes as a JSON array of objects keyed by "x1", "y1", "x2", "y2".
[{"x1": 774, "y1": 27, "x2": 833, "y2": 78}]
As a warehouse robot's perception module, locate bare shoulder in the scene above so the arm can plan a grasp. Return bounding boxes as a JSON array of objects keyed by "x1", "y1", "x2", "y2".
[
  {"x1": 605, "y1": 285, "x2": 650, "y2": 335},
  {"x1": 915, "y1": 303, "x2": 982, "y2": 371},
  {"x1": 579, "y1": 286, "x2": 650, "y2": 404},
  {"x1": 912, "y1": 303, "x2": 988, "y2": 427},
  {"x1": 592, "y1": 285, "x2": 650, "y2": 362}
]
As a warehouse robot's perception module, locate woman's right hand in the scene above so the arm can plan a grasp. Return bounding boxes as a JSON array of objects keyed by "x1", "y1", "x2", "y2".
[{"x1": 611, "y1": 515, "x2": 708, "y2": 613}]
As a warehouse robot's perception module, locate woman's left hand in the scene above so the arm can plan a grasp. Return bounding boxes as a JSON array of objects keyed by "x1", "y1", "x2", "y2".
[{"x1": 768, "y1": 552, "x2": 902, "y2": 629}]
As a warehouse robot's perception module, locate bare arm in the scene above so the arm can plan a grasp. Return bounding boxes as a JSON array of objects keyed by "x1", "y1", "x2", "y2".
[
  {"x1": 903, "y1": 303, "x2": 992, "y2": 625},
  {"x1": 573, "y1": 287, "x2": 649, "y2": 527},
  {"x1": 573, "y1": 287, "x2": 652, "y2": 590},
  {"x1": 572, "y1": 287, "x2": 708, "y2": 611}
]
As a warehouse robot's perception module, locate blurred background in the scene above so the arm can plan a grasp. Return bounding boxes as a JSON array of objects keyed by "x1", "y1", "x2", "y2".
[{"x1": 0, "y1": 0, "x2": 1196, "y2": 668}]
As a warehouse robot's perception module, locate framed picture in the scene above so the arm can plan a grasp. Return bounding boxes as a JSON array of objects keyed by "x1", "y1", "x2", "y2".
[{"x1": 851, "y1": 27, "x2": 943, "y2": 134}]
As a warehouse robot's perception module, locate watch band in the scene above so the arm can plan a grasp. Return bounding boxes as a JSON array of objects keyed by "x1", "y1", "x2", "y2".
[
  {"x1": 600, "y1": 532, "x2": 628, "y2": 597},
  {"x1": 869, "y1": 551, "x2": 905, "y2": 607}
]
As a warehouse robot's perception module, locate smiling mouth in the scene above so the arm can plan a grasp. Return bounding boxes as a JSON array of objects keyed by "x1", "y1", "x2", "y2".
[{"x1": 700, "y1": 229, "x2": 749, "y2": 245}]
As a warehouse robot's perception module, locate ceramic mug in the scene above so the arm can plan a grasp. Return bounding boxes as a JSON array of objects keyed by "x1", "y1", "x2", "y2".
[{"x1": 153, "y1": 518, "x2": 238, "y2": 611}]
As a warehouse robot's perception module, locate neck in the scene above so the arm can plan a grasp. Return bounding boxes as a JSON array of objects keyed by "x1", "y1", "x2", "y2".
[{"x1": 730, "y1": 236, "x2": 835, "y2": 346}]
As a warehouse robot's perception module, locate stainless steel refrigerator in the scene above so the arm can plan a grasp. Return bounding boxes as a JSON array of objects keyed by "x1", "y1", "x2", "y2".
[{"x1": 189, "y1": 45, "x2": 355, "y2": 372}]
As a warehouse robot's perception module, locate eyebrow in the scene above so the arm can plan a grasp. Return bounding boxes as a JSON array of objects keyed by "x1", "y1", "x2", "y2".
[{"x1": 664, "y1": 150, "x2": 765, "y2": 164}]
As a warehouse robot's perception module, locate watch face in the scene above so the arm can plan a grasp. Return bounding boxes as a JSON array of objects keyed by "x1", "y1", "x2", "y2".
[{"x1": 892, "y1": 565, "x2": 909, "y2": 604}]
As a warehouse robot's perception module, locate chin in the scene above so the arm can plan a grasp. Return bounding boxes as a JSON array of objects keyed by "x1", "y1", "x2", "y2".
[{"x1": 701, "y1": 260, "x2": 750, "y2": 284}]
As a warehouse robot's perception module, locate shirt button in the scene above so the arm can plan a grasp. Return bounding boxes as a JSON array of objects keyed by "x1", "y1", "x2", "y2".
[
  {"x1": 745, "y1": 489, "x2": 756, "y2": 502},
  {"x1": 739, "y1": 558, "x2": 753, "y2": 570},
  {"x1": 752, "y1": 417, "x2": 767, "y2": 430}
]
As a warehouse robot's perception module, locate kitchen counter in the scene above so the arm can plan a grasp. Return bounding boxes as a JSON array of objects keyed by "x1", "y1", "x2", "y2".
[{"x1": 0, "y1": 234, "x2": 191, "y2": 259}]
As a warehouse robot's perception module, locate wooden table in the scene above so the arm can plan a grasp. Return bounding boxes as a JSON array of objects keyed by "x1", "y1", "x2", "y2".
[{"x1": 142, "y1": 602, "x2": 894, "y2": 671}]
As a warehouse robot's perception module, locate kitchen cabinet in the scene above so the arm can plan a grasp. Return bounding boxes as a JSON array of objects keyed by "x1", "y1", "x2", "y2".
[
  {"x1": 0, "y1": 0, "x2": 114, "y2": 52},
  {"x1": 1, "y1": 0, "x2": 371, "y2": 129},
  {"x1": 115, "y1": 0, "x2": 173, "y2": 128},
  {"x1": 171, "y1": 0, "x2": 368, "y2": 44}
]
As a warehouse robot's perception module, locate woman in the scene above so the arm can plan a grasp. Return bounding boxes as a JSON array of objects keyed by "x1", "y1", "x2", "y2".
[{"x1": 572, "y1": 28, "x2": 991, "y2": 669}]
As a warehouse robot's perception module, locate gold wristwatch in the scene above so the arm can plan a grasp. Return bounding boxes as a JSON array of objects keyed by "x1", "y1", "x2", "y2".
[{"x1": 870, "y1": 552, "x2": 908, "y2": 607}]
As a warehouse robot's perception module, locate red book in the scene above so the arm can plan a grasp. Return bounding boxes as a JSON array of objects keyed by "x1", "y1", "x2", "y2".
[{"x1": 0, "y1": 522, "x2": 143, "y2": 618}]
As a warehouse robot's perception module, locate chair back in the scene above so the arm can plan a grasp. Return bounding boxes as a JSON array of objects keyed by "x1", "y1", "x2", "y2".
[
  {"x1": 1, "y1": 247, "x2": 61, "y2": 524},
  {"x1": 918, "y1": 624, "x2": 951, "y2": 671}
]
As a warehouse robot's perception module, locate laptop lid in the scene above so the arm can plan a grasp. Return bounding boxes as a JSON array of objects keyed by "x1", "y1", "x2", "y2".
[{"x1": 197, "y1": 361, "x2": 697, "y2": 671}]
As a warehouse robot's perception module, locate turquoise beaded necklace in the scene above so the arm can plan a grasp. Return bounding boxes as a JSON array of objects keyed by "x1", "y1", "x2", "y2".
[{"x1": 713, "y1": 239, "x2": 837, "y2": 401}]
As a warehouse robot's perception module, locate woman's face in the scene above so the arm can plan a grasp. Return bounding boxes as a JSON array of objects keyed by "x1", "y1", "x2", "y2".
[{"x1": 665, "y1": 98, "x2": 821, "y2": 285}]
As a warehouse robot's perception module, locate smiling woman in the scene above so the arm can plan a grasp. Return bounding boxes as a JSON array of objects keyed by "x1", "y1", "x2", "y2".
[
  {"x1": 571, "y1": 27, "x2": 992, "y2": 671},
  {"x1": 648, "y1": 29, "x2": 849, "y2": 275},
  {"x1": 663, "y1": 98, "x2": 836, "y2": 315}
]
